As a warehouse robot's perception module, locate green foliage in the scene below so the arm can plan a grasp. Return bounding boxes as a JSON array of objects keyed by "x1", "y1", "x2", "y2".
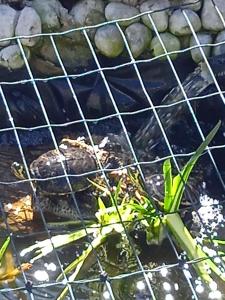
[
  {"x1": 21, "y1": 121, "x2": 225, "y2": 299},
  {"x1": 164, "y1": 121, "x2": 221, "y2": 213},
  {"x1": 0, "y1": 237, "x2": 10, "y2": 263},
  {"x1": 162, "y1": 121, "x2": 224, "y2": 283}
]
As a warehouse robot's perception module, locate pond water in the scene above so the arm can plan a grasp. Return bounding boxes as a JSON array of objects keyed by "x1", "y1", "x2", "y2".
[
  {"x1": 0, "y1": 120, "x2": 225, "y2": 300},
  {"x1": 1, "y1": 55, "x2": 225, "y2": 299}
]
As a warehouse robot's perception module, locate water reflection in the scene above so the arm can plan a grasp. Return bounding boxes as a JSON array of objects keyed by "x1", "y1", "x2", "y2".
[{"x1": 0, "y1": 141, "x2": 225, "y2": 299}]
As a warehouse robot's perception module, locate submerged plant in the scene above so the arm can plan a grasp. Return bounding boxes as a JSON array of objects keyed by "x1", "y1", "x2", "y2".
[
  {"x1": 21, "y1": 121, "x2": 225, "y2": 299},
  {"x1": 0, "y1": 236, "x2": 31, "y2": 283}
]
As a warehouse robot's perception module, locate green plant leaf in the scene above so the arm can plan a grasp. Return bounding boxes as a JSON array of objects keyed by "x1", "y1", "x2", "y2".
[
  {"x1": 98, "y1": 197, "x2": 106, "y2": 211},
  {"x1": 0, "y1": 237, "x2": 10, "y2": 263},
  {"x1": 163, "y1": 159, "x2": 173, "y2": 212},
  {"x1": 21, "y1": 228, "x2": 98, "y2": 262},
  {"x1": 57, "y1": 234, "x2": 107, "y2": 299},
  {"x1": 113, "y1": 179, "x2": 122, "y2": 206},
  {"x1": 170, "y1": 121, "x2": 221, "y2": 212},
  {"x1": 166, "y1": 212, "x2": 225, "y2": 283}
]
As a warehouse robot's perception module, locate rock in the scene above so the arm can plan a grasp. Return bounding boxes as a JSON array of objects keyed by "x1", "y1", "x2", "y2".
[
  {"x1": 179, "y1": 35, "x2": 191, "y2": 49},
  {"x1": 125, "y1": 23, "x2": 152, "y2": 57},
  {"x1": 169, "y1": 9, "x2": 201, "y2": 36},
  {"x1": 94, "y1": 25, "x2": 124, "y2": 57},
  {"x1": 212, "y1": 30, "x2": 225, "y2": 56},
  {"x1": 0, "y1": 44, "x2": 30, "y2": 69},
  {"x1": 190, "y1": 32, "x2": 213, "y2": 63},
  {"x1": 70, "y1": 0, "x2": 104, "y2": 26},
  {"x1": 108, "y1": 0, "x2": 139, "y2": 6},
  {"x1": 140, "y1": 0, "x2": 169, "y2": 33},
  {"x1": 169, "y1": 0, "x2": 202, "y2": 11},
  {"x1": 15, "y1": 7, "x2": 41, "y2": 47},
  {"x1": 70, "y1": 0, "x2": 105, "y2": 40},
  {"x1": 201, "y1": 0, "x2": 225, "y2": 32},
  {"x1": 0, "y1": 5, "x2": 18, "y2": 47},
  {"x1": 30, "y1": 36, "x2": 92, "y2": 75},
  {"x1": 32, "y1": 0, "x2": 72, "y2": 31},
  {"x1": 150, "y1": 32, "x2": 181, "y2": 60},
  {"x1": 105, "y1": 2, "x2": 140, "y2": 27}
]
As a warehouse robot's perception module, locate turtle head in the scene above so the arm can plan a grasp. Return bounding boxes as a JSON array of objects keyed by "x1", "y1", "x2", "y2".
[{"x1": 11, "y1": 162, "x2": 27, "y2": 180}]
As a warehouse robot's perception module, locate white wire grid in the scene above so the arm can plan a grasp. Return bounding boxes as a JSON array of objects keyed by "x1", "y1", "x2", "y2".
[{"x1": 0, "y1": 1, "x2": 225, "y2": 299}]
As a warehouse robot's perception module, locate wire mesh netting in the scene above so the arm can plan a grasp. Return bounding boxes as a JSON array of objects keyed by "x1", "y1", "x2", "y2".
[{"x1": 1, "y1": 0, "x2": 225, "y2": 299}]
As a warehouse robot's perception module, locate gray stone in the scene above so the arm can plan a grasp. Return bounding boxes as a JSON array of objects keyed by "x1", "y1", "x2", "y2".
[
  {"x1": 125, "y1": 23, "x2": 152, "y2": 57},
  {"x1": 34, "y1": 36, "x2": 92, "y2": 74},
  {"x1": 94, "y1": 25, "x2": 124, "y2": 57},
  {"x1": 201, "y1": 0, "x2": 225, "y2": 32},
  {"x1": 0, "y1": 44, "x2": 30, "y2": 69},
  {"x1": 70, "y1": 0, "x2": 104, "y2": 26},
  {"x1": 140, "y1": 0, "x2": 169, "y2": 33},
  {"x1": 212, "y1": 30, "x2": 225, "y2": 56},
  {"x1": 32, "y1": 0, "x2": 72, "y2": 31},
  {"x1": 70, "y1": 0, "x2": 105, "y2": 40},
  {"x1": 108, "y1": 0, "x2": 139, "y2": 6},
  {"x1": 15, "y1": 7, "x2": 41, "y2": 47},
  {"x1": 0, "y1": 5, "x2": 18, "y2": 47},
  {"x1": 190, "y1": 32, "x2": 213, "y2": 63},
  {"x1": 150, "y1": 32, "x2": 181, "y2": 60},
  {"x1": 169, "y1": 9, "x2": 201, "y2": 36},
  {"x1": 105, "y1": 2, "x2": 140, "y2": 27},
  {"x1": 170, "y1": 0, "x2": 202, "y2": 11}
]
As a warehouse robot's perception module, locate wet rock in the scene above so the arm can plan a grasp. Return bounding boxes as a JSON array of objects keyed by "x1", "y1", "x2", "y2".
[
  {"x1": 201, "y1": 0, "x2": 225, "y2": 32},
  {"x1": 169, "y1": 8, "x2": 201, "y2": 36},
  {"x1": 190, "y1": 32, "x2": 212, "y2": 63},
  {"x1": 170, "y1": 0, "x2": 202, "y2": 11},
  {"x1": 94, "y1": 25, "x2": 124, "y2": 57},
  {"x1": 212, "y1": 30, "x2": 225, "y2": 56},
  {"x1": 125, "y1": 23, "x2": 152, "y2": 57},
  {"x1": 140, "y1": 0, "x2": 169, "y2": 33},
  {"x1": 105, "y1": 2, "x2": 140, "y2": 27},
  {"x1": 0, "y1": 5, "x2": 18, "y2": 47},
  {"x1": 150, "y1": 32, "x2": 181, "y2": 60},
  {"x1": 32, "y1": 0, "x2": 72, "y2": 31},
  {"x1": 15, "y1": 6, "x2": 41, "y2": 47},
  {"x1": 0, "y1": 44, "x2": 30, "y2": 69}
]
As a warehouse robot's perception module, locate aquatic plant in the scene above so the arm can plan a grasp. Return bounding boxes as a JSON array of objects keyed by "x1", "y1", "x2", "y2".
[
  {"x1": 0, "y1": 236, "x2": 10, "y2": 263},
  {"x1": 21, "y1": 121, "x2": 225, "y2": 299},
  {"x1": 0, "y1": 237, "x2": 31, "y2": 282}
]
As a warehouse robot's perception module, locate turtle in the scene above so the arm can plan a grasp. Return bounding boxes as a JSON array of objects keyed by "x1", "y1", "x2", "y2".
[
  {"x1": 10, "y1": 58, "x2": 222, "y2": 219},
  {"x1": 11, "y1": 135, "x2": 130, "y2": 219},
  {"x1": 11, "y1": 136, "x2": 122, "y2": 194}
]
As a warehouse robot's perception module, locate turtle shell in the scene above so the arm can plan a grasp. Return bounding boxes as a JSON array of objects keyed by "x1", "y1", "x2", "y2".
[{"x1": 30, "y1": 146, "x2": 97, "y2": 194}]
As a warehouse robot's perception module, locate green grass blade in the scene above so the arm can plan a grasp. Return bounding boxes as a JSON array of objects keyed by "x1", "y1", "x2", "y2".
[
  {"x1": 0, "y1": 236, "x2": 10, "y2": 262},
  {"x1": 113, "y1": 179, "x2": 122, "y2": 205},
  {"x1": 57, "y1": 234, "x2": 107, "y2": 299},
  {"x1": 47, "y1": 220, "x2": 95, "y2": 229},
  {"x1": 21, "y1": 228, "x2": 98, "y2": 262},
  {"x1": 170, "y1": 121, "x2": 221, "y2": 212},
  {"x1": 206, "y1": 239, "x2": 225, "y2": 245},
  {"x1": 166, "y1": 213, "x2": 212, "y2": 283},
  {"x1": 163, "y1": 159, "x2": 173, "y2": 212},
  {"x1": 98, "y1": 197, "x2": 106, "y2": 211}
]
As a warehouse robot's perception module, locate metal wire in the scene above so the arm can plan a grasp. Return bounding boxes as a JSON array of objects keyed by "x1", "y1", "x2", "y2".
[{"x1": 0, "y1": 1, "x2": 225, "y2": 299}]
